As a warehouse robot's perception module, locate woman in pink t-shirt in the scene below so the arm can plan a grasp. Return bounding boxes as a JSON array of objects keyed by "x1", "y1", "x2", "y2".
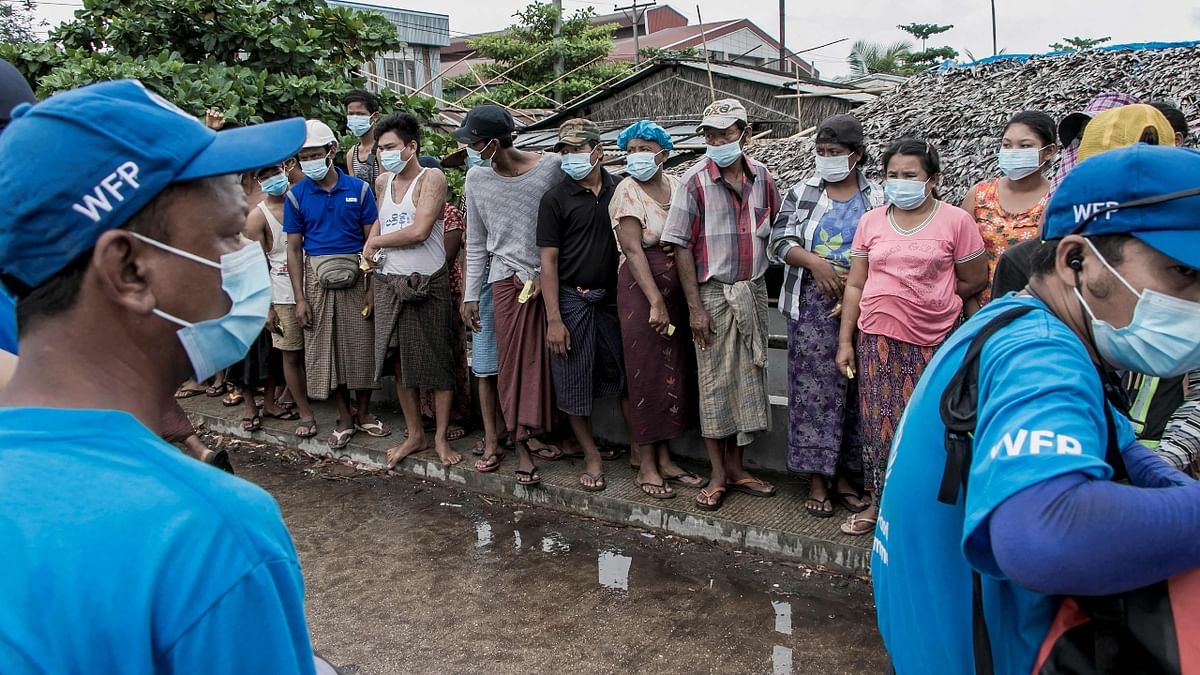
[{"x1": 834, "y1": 138, "x2": 988, "y2": 535}]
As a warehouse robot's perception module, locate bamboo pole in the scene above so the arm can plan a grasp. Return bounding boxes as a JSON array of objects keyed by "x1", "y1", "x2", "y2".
[
  {"x1": 356, "y1": 69, "x2": 463, "y2": 111},
  {"x1": 449, "y1": 45, "x2": 553, "y2": 107},
  {"x1": 695, "y1": 6, "x2": 715, "y2": 98},
  {"x1": 418, "y1": 49, "x2": 476, "y2": 95}
]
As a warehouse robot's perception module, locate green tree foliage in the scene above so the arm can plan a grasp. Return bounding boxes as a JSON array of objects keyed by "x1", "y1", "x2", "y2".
[
  {"x1": 1, "y1": 0, "x2": 466, "y2": 197},
  {"x1": 847, "y1": 39, "x2": 914, "y2": 77},
  {"x1": 896, "y1": 23, "x2": 954, "y2": 51},
  {"x1": 2, "y1": 0, "x2": 408, "y2": 126},
  {"x1": 1050, "y1": 36, "x2": 1112, "y2": 52},
  {"x1": 1, "y1": 0, "x2": 44, "y2": 44},
  {"x1": 447, "y1": 2, "x2": 630, "y2": 109},
  {"x1": 638, "y1": 46, "x2": 701, "y2": 61}
]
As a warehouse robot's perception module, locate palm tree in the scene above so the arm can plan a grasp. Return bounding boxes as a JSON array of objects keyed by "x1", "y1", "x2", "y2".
[{"x1": 846, "y1": 39, "x2": 914, "y2": 77}]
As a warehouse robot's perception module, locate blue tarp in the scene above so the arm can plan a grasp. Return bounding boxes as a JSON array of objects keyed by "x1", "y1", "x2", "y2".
[{"x1": 946, "y1": 40, "x2": 1200, "y2": 70}]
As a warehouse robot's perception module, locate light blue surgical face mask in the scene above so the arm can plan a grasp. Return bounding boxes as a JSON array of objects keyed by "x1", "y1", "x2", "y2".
[
  {"x1": 347, "y1": 115, "x2": 372, "y2": 137},
  {"x1": 1075, "y1": 239, "x2": 1200, "y2": 377},
  {"x1": 705, "y1": 134, "x2": 744, "y2": 168},
  {"x1": 379, "y1": 147, "x2": 412, "y2": 174},
  {"x1": 132, "y1": 233, "x2": 272, "y2": 382},
  {"x1": 884, "y1": 178, "x2": 930, "y2": 210},
  {"x1": 300, "y1": 153, "x2": 331, "y2": 181},
  {"x1": 625, "y1": 151, "x2": 663, "y2": 182},
  {"x1": 466, "y1": 140, "x2": 494, "y2": 169},
  {"x1": 561, "y1": 151, "x2": 597, "y2": 180},
  {"x1": 997, "y1": 146, "x2": 1048, "y2": 180},
  {"x1": 258, "y1": 172, "x2": 289, "y2": 197}
]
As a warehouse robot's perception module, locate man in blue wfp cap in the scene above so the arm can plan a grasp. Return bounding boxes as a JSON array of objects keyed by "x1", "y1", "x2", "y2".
[
  {"x1": 870, "y1": 144, "x2": 1200, "y2": 673},
  {"x1": 0, "y1": 80, "x2": 321, "y2": 673}
]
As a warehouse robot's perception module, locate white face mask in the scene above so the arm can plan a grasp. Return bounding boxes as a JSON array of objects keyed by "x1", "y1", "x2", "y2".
[
  {"x1": 1075, "y1": 238, "x2": 1200, "y2": 377},
  {"x1": 997, "y1": 146, "x2": 1048, "y2": 180},
  {"x1": 815, "y1": 153, "x2": 857, "y2": 183},
  {"x1": 131, "y1": 233, "x2": 272, "y2": 382}
]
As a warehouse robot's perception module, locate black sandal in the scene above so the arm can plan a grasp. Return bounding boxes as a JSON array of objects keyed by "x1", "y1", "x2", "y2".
[
  {"x1": 515, "y1": 468, "x2": 541, "y2": 486},
  {"x1": 203, "y1": 448, "x2": 235, "y2": 475},
  {"x1": 835, "y1": 491, "x2": 871, "y2": 514},
  {"x1": 638, "y1": 481, "x2": 676, "y2": 500},
  {"x1": 805, "y1": 497, "x2": 835, "y2": 518},
  {"x1": 265, "y1": 409, "x2": 299, "y2": 421},
  {"x1": 665, "y1": 470, "x2": 709, "y2": 489},
  {"x1": 241, "y1": 415, "x2": 261, "y2": 432}
]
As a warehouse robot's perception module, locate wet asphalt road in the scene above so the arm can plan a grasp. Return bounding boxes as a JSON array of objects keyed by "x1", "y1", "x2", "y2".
[{"x1": 222, "y1": 438, "x2": 887, "y2": 675}]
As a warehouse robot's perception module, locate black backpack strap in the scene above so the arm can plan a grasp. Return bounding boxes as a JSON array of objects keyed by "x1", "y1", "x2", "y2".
[
  {"x1": 937, "y1": 305, "x2": 1037, "y2": 675},
  {"x1": 938, "y1": 306, "x2": 1037, "y2": 506}
]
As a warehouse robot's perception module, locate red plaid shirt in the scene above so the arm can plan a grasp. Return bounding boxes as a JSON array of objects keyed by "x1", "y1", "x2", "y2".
[{"x1": 661, "y1": 156, "x2": 781, "y2": 284}]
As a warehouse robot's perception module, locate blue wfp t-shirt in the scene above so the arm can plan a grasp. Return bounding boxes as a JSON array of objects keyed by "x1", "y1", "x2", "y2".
[
  {"x1": 871, "y1": 294, "x2": 1135, "y2": 675},
  {"x1": 0, "y1": 408, "x2": 316, "y2": 675}
]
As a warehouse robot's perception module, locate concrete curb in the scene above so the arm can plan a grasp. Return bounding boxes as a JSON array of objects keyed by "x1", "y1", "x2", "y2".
[{"x1": 192, "y1": 409, "x2": 872, "y2": 575}]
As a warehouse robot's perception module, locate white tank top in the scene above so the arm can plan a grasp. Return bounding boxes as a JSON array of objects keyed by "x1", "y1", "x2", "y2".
[
  {"x1": 258, "y1": 201, "x2": 294, "y2": 305},
  {"x1": 378, "y1": 168, "x2": 445, "y2": 276}
]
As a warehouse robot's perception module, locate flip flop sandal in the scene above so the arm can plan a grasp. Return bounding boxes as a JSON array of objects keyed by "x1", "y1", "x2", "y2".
[
  {"x1": 475, "y1": 453, "x2": 504, "y2": 473},
  {"x1": 840, "y1": 514, "x2": 878, "y2": 537},
  {"x1": 729, "y1": 477, "x2": 777, "y2": 498},
  {"x1": 529, "y1": 443, "x2": 563, "y2": 461},
  {"x1": 222, "y1": 392, "x2": 245, "y2": 407},
  {"x1": 328, "y1": 427, "x2": 356, "y2": 450},
  {"x1": 174, "y1": 388, "x2": 204, "y2": 399},
  {"x1": 579, "y1": 471, "x2": 606, "y2": 492},
  {"x1": 241, "y1": 415, "x2": 262, "y2": 432},
  {"x1": 638, "y1": 481, "x2": 676, "y2": 500},
  {"x1": 515, "y1": 468, "x2": 541, "y2": 486},
  {"x1": 265, "y1": 409, "x2": 300, "y2": 421},
  {"x1": 471, "y1": 439, "x2": 487, "y2": 456},
  {"x1": 665, "y1": 470, "x2": 709, "y2": 489},
  {"x1": 695, "y1": 486, "x2": 728, "y2": 512},
  {"x1": 204, "y1": 448, "x2": 235, "y2": 475},
  {"x1": 596, "y1": 441, "x2": 626, "y2": 461},
  {"x1": 447, "y1": 425, "x2": 467, "y2": 442},
  {"x1": 835, "y1": 491, "x2": 870, "y2": 514},
  {"x1": 805, "y1": 497, "x2": 835, "y2": 518},
  {"x1": 294, "y1": 419, "x2": 318, "y2": 439},
  {"x1": 355, "y1": 418, "x2": 392, "y2": 438},
  {"x1": 205, "y1": 383, "x2": 226, "y2": 397}
]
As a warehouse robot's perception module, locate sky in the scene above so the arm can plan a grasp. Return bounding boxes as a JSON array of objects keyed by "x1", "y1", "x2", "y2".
[{"x1": 32, "y1": 0, "x2": 1200, "y2": 79}]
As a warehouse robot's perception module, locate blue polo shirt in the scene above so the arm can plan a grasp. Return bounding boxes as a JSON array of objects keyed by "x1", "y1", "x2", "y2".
[
  {"x1": 283, "y1": 168, "x2": 378, "y2": 256},
  {"x1": 872, "y1": 294, "x2": 1137, "y2": 674},
  {"x1": 0, "y1": 408, "x2": 316, "y2": 674}
]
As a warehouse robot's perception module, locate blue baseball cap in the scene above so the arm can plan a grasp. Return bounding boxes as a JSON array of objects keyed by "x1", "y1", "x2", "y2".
[
  {"x1": 0, "y1": 79, "x2": 305, "y2": 292},
  {"x1": 1043, "y1": 144, "x2": 1200, "y2": 269}
]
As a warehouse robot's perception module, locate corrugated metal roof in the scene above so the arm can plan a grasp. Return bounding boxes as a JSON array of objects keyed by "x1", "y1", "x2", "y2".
[{"x1": 328, "y1": 1, "x2": 451, "y2": 47}]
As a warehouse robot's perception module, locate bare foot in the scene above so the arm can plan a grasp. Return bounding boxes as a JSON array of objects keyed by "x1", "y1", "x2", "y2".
[
  {"x1": 435, "y1": 438, "x2": 463, "y2": 466},
  {"x1": 386, "y1": 432, "x2": 428, "y2": 469}
]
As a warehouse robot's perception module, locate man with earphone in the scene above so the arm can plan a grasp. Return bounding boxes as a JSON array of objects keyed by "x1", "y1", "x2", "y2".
[{"x1": 870, "y1": 144, "x2": 1200, "y2": 674}]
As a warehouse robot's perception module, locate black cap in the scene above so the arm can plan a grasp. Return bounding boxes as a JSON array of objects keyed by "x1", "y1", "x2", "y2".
[
  {"x1": 815, "y1": 114, "x2": 863, "y2": 146},
  {"x1": 453, "y1": 105, "x2": 515, "y2": 144},
  {"x1": 0, "y1": 59, "x2": 35, "y2": 133},
  {"x1": 417, "y1": 155, "x2": 442, "y2": 170}
]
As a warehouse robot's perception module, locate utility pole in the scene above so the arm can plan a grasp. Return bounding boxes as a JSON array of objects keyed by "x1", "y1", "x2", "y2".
[
  {"x1": 779, "y1": 0, "x2": 786, "y2": 73},
  {"x1": 553, "y1": 0, "x2": 564, "y2": 103},
  {"x1": 991, "y1": 0, "x2": 998, "y2": 56},
  {"x1": 615, "y1": 1, "x2": 656, "y2": 65}
]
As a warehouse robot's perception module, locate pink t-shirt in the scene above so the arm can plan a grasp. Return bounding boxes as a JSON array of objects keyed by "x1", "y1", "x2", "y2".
[{"x1": 850, "y1": 201, "x2": 985, "y2": 346}]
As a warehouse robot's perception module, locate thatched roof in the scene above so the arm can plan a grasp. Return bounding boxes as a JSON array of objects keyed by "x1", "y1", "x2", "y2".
[{"x1": 736, "y1": 44, "x2": 1200, "y2": 204}]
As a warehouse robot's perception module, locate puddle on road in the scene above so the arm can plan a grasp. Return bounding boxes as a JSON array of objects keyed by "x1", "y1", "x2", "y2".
[
  {"x1": 540, "y1": 531, "x2": 571, "y2": 554},
  {"x1": 597, "y1": 549, "x2": 632, "y2": 592}
]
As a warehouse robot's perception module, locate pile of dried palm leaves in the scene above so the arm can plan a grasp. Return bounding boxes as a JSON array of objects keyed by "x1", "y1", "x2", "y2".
[{"x1": 738, "y1": 45, "x2": 1199, "y2": 204}]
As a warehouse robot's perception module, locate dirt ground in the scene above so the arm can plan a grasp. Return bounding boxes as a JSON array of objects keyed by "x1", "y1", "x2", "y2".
[{"x1": 218, "y1": 436, "x2": 888, "y2": 675}]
